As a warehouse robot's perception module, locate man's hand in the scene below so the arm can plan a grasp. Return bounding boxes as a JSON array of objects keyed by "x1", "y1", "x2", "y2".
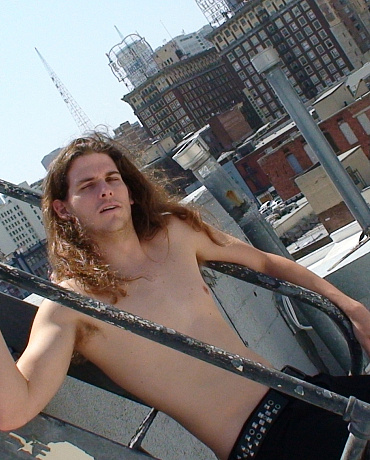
[{"x1": 339, "y1": 300, "x2": 370, "y2": 359}]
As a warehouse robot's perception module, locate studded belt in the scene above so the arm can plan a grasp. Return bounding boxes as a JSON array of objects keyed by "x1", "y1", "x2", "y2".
[
  {"x1": 228, "y1": 389, "x2": 289, "y2": 459},
  {"x1": 228, "y1": 367, "x2": 306, "y2": 459}
]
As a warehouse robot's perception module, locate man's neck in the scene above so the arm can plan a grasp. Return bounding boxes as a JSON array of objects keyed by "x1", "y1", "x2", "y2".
[{"x1": 94, "y1": 227, "x2": 149, "y2": 277}]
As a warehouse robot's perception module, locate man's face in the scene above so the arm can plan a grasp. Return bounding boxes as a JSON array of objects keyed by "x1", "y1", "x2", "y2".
[{"x1": 53, "y1": 153, "x2": 134, "y2": 239}]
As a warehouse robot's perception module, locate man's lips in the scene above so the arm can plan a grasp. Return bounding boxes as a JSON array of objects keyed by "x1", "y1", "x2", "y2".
[{"x1": 99, "y1": 203, "x2": 120, "y2": 213}]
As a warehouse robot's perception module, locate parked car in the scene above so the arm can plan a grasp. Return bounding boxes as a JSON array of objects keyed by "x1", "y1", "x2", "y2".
[
  {"x1": 271, "y1": 198, "x2": 285, "y2": 211},
  {"x1": 259, "y1": 201, "x2": 272, "y2": 214}
]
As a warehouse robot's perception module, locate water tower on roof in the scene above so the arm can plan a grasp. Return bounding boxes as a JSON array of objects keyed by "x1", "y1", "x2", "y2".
[
  {"x1": 195, "y1": 0, "x2": 245, "y2": 27},
  {"x1": 107, "y1": 32, "x2": 159, "y2": 91}
]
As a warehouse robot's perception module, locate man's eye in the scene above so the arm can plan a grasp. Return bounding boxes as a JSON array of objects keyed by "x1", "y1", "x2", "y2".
[{"x1": 81, "y1": 183, "x2": 93, "y2": 190}]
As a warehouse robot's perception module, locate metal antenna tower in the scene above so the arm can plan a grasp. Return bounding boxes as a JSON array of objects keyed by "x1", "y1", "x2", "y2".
[{"x1": 35, "y1": 48, "x2": 94, "y2": 133}]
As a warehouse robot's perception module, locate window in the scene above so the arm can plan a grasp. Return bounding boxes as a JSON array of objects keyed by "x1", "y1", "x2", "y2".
[
  {"x1": 235, "y1": 46, "x2": 243, "y2": 57},
  {"x1": 259, "y1": 30, "x2": 267, "y2": 40},
  {"x1": 238, "y1": 70, "x2": 247, "y2": 80},
  {"x1": 317, "y1": 45, "x2": 325, "y2": 55},
  {"x1": 250, "y1": 35, "x2": 259, "y2": 46},
  {"x1": 290, "y1": 22, "x2": 298, "y2": 31},
  {"x1": 313, "y1": 20, "x2": 321, "y2": 30},
  {"x1": 286, "y1": 154, "x2": 304, "y2": 174},
  {"x1": 283, "y1": 12, "x2": 292, "y2": 22},
  {"x1": 305, "y1": 65, "x2": 313, "y2": 75},
  {"x1": 310, "y1": 35, "x2": 319, "y2": 45},
  {"x1": 322, "y1": 54, "x2": 331, "y2": 64},
  {"x1": 310, "y1": 74, "x2": 319, "y2": 84},
  {"x1": 227, "y1": 52, "x2": 235, "y2": 62},
  {"x1": 304, "y1": 25, "x2": 313, "y2": 36},
  {"x1": 339, "y1": 122, "x2": 358, "y2": 145},
  {"x1": 331, "y1": 49, "x2": 340, "y2": 58},
  {"x1": 298, "y1": 16, "x2": 307, "y2": 26},
  {"x1": 357, "y1": 113, "x2": 370, "y2": 135},
  {"x1": 319, "y1": 29, "x2": 327, "y2": 39},
  {"x1": 301, "y1": 1, "x2": 310, "y2": 10},
  {"x1": 241, "y1": 56, "x2": 249, "y2": 66},
  {"x1": 233, "y1": 61, "x2": 241, "y2": 71},
  {"x1": 275, "y1": 18, "x2": 284, "y2": 28},
  {"x1": 307, "y1": 10, "x2": 316, "y2": 20},
  {"x1": 296, "y1": 31, "x2": 304, "y2": 41}
]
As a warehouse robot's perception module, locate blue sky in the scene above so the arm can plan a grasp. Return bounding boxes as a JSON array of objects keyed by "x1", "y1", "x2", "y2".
[{"x1": 1, "y1": 1, "x2": 207, "y2": 185}]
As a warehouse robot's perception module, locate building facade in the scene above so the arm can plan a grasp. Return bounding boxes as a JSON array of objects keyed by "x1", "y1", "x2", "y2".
[
  {"x1": 0, "y1": 184, "x2": 45, "y2": 258},
  {"x1": 236, "y1": 90, "x2": 370, "y2": 201},
  {"x1": 123, "y1": 49, "x2": 262, "y2": 143},
  {"x1": 153, "y1": 25, "x2": 214, "y2": 69},
  {"x1": 205, "y1": 0, "x2": 364, "y2": 123}
]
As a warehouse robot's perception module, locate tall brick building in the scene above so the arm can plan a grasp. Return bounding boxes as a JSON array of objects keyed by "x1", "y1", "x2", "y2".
[
  {"x1": 205, "y1": 0, "x2": 364, "y2": 123},
  {"x1": 122, "y1": 48, "x2": 262, "y2": 143}
]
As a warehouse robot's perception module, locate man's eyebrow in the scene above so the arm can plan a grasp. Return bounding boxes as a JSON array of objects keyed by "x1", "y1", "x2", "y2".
[{"x1": 76, "y1": 170, "x2": 121, "y2": 186}]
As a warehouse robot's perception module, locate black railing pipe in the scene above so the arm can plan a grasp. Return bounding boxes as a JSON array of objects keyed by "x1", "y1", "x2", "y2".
[
  {"x1": 0, "y1": 263, "x2": 369, "y2": 424},
  {"x1": 0, "y1": 179, "x2": 42, "y2": 207},
  {"x1": 207, "y1": 261, "x2": 363, "y2": 375}
]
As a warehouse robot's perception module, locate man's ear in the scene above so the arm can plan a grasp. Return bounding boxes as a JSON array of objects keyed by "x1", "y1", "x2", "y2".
[{"x1": 53, "y1": 200, "x2": 71, "y2": 220}]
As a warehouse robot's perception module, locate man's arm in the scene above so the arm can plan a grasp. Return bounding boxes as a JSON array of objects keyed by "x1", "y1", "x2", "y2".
[
  {"x1": 0, "y1": 298, "x2": 77, "y2": 431},
  {"x1": 192, "y1": 222, "x2": 370, "y2": 357}
]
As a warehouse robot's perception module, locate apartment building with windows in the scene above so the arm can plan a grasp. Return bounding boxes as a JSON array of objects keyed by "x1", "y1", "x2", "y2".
[
  {"x1": 0, "y1": 184, "x2": 45, "y2": 258},
  {"x1": 205, "y1": 0, "x2": 363, "y2": 123},
  {"x1": 123, "y1": 48, "x2": 262, "y2": 142}
]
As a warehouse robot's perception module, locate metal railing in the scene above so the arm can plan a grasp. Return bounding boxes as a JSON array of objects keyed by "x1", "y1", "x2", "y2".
[{"x1": 1, "y1": 179, "x2": 370, "y2": 459}]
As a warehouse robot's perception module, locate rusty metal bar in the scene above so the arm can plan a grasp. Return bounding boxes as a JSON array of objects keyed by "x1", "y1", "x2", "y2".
[
  {"x1": 1, "y1": 179, "x2": 370, "y2": 458},
  {"x1": 0, "y1": 180, "x2": 363, "y2": 372},
  {"x1": 206, "y1": 261, "x2": 363, "y2": 375},
  {"x1": 0, "y1": 263, "x2": 369, "y2": 423},
  {"x1": 0, "y1": 179, "x2": 42, "y2": 208}
]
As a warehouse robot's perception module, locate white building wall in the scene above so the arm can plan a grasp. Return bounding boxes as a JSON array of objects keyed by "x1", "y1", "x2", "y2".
[{"x1": 0, "y1": 183, "x2": 45, "y2": 256}]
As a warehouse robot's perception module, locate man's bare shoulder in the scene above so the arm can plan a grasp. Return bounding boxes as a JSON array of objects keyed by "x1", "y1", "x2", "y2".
[{"x1": 36, "y1": 279, "x2": 86, "y2": 325}]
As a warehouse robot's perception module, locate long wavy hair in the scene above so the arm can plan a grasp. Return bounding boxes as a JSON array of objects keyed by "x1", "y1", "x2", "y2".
[{"x1": 42, "y1": 132, "x2": 217, "y2": 302}]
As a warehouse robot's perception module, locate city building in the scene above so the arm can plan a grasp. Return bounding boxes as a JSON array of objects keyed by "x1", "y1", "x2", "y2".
[
  {"x1": 123, "y1": 48, "x2": 262, "y2": 143},
  {"x1": 113, "y1": 120, "x2": 153, "y2": 167},
  {"x1": 153, "y1": 25, "x2": 214, "y2": 69},
  {"x1": 0, "y1": 181, "x2": 49, "y2": 298},
  {"x1": 234, "y1": 80, "x2": 370, "y2": 202},
  {"x1": 205, "y1": 0, "x2": 367, "y2": 122},
  {"x1": 0, "y1": 183, "x2": 45, "y2": 258}
]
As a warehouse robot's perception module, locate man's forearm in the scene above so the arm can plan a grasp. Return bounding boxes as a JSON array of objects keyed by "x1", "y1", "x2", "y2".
[{"x1": 0, "y1": 332, "x2": 31, "y2": 430}]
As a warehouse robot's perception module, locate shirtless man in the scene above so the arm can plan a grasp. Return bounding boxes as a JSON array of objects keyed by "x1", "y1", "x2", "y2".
[{"x1": 1, "y1": 133, "x2": 370, "y2": 460}]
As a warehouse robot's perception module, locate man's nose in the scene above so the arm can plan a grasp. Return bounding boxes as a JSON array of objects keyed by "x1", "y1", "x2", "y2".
[{"x1": 99, "y1": 181, "x2": 113, "y2": 197}]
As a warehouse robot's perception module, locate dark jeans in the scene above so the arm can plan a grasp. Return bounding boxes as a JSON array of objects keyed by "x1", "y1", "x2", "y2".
[{"x1": 231, "y1": 374, "x2": 370, "y2": 460}]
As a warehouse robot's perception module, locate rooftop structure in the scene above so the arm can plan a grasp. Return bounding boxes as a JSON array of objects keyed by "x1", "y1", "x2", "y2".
[{"x1": 107, "y1": 34, "x2": 159, "y2": 91}]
